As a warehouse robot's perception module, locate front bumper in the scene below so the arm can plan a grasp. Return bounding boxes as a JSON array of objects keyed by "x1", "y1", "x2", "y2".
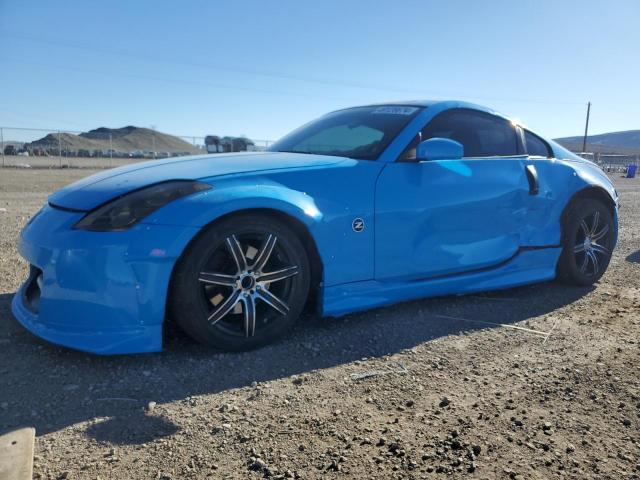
[{"x1": 11, "y1": 204, "x2": 199, "y2": 355}]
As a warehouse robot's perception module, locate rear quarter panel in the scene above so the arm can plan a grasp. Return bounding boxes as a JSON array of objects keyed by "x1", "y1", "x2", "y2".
[{"x1": 520, "y1": 155, "x2": 618, "y2": 247}]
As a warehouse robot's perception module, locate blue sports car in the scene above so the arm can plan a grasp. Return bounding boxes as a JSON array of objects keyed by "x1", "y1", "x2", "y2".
[{"x1": 12, "y1": 101, "x2": 618, "y2": 354}]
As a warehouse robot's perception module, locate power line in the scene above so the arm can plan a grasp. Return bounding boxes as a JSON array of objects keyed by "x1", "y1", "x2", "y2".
[
  {"x1": 0, "y1": 57, "x2": 363, "y2": 103},
  {"x1": 1, "y1": 30, "x2": 588, "y2": 107}
]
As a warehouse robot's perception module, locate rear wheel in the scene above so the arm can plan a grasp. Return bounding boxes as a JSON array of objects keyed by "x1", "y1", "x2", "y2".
[
  {"x1": 169, "y1": 215, "x2": 310, "y2": 351},
  {"x1": 557, "y1": 199, "x2": 614, "y2": 286}
]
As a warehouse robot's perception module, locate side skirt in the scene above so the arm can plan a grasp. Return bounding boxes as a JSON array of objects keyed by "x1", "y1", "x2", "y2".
[{"x1": 321, "y1": 247, "x2": 561, "y2": 317}]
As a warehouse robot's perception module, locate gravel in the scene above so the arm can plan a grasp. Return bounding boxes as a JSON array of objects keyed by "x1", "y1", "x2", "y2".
[{"x1": 0, "y1": 168, "x2": 638, "y2": 479}]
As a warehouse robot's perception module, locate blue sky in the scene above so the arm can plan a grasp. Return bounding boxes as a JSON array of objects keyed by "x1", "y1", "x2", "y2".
[{"x1": 0, "y1": 0, "x2": 638, "y2": 142}]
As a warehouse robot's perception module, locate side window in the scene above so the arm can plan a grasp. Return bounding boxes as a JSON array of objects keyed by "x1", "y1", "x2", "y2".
[
  {"x1": 399, "y1": 109, "x2": 520, "y2": 160},
  {"x1": 524, "y1": 130, "x2": 552, "y2": 158}
]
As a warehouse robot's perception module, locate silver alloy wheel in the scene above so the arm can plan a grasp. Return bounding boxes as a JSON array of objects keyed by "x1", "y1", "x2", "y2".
[
  {"x1": 198, "y1": 234, "x2": 299, "y2": 337},
  {"x1": 572, "y1": 210, "x2": 611, "y2": 276}
]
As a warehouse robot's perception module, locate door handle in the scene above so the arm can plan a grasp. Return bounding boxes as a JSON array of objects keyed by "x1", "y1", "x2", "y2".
[{"x1": 525, "y1": 164, "x2": 539, "y2": 195}]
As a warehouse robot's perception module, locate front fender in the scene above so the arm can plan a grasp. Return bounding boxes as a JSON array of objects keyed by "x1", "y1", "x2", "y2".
[
  {"x1": 144, "y1": 178, "x2": 323, "y2": 229},
  {"x1": 141, "y1": 162, "x2": 380, "y2": 290},
  {"x1": 140, "y1": 177, "x2": 329, "y2": 291}
]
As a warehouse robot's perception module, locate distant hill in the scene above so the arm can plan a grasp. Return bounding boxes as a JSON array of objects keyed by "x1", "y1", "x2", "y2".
[
  {"x1": 27, "y1": 126, "x2": 201, "y2": 154},
  {"x1": 554, "y1": 130, "x2": 640, "y2": 156}
]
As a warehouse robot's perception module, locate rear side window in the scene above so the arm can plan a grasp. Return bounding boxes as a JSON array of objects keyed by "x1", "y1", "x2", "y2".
[
  {"x1": 524, "y1": 130, "x2": 552, "y2": 157},
  {"x1": 422, "y1": 109, "x2": 520, "y2": 158}
]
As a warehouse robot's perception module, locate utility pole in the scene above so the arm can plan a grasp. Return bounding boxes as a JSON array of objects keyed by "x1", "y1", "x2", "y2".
[
  {"x1": 109, "y1": 133, "x2": 113, "y2": 167},
  {"x1": 582, "y1": 101, "x2": 591, "y2": 153}
]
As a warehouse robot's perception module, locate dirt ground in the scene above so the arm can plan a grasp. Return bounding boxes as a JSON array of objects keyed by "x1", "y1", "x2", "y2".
[{"x1": 0, "y1": 168, "x2": 638, "y2": 480}]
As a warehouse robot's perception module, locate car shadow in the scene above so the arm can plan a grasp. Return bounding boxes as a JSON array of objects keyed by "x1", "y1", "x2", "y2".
[
  {"x1": 625, "y1": 250, "x2": 640, "y2": 263},
  {"x1": 0, "y1": 281, "x2": 593, "y2": 445}
]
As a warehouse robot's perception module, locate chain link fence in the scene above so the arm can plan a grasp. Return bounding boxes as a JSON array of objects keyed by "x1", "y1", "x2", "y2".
[
  {"x1": 576, "y1": 152, "x2": 640, "y2": 173},
  {"x1": 0, "y1": 126, "x2": 274, "y2": 169},
  {"x1": 3, "y1": 126, "x2": 638, "y2": 174},
  {"x1": 596, "y1": 154, "x2": 639, "y2": 174}
]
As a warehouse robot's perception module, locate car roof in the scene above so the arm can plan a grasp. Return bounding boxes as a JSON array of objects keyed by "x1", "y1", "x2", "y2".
[
  {"x1": 353, "y1": 101, "x2": 583, "y2": 162},
  {"x1": 327, "y1": 100, "x2": 585, "y2": 161},
  {"x1": 357, "y1": 99, "x2": 442, "y2": 108},
  {"x1": 338, "y1": 100, "x2": 516, "y2": 122}
]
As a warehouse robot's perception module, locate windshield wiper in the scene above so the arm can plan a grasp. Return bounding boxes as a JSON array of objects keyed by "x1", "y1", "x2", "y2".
[
  {"x1": 272, "y1": 149, "x2": 314, "y2": 155},
  {"x1": 272, "y1": 149, "x2": 374, "y2": 160}
]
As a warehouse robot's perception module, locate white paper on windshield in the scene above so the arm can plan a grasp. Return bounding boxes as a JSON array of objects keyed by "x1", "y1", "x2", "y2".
[{"x1": 371, "y1": 106, "x2": 418, "y2": 115}]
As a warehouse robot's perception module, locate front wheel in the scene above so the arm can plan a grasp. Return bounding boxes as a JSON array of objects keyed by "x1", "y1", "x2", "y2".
[
  {"x1": 169, "y1": 215, "x2": 311, "y2": 351},
  {"x1": 557, "y1": 199, "x2": 614, "y2": 286}
]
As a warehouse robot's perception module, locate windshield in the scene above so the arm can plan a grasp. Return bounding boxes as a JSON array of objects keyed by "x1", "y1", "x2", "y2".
[{"x1": 267, "y1": 105, "x2": 422, "y2": 160}]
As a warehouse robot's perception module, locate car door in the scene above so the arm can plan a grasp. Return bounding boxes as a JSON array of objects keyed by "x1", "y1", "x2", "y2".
[{"x1": 374, "y1": 108, "x2": 533, "y2": 281}]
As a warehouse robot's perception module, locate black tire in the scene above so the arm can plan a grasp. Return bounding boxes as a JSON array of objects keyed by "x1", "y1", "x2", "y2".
[
  {"x1": 169, "y1": 214, "x2": 310, "y2": 351},
  {"x1": 557, "y1": 198, "x2": 614, "y2": 286}
]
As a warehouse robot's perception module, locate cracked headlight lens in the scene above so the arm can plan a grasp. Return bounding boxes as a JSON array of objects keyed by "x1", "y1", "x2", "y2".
[{"x1": 74, "y1": 180, "x2": 211, "y2": 231}]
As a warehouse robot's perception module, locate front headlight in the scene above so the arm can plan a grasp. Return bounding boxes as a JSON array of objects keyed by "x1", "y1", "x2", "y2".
[{"x1": 74, "y1": 180, "x2": 211, "y2": 231}]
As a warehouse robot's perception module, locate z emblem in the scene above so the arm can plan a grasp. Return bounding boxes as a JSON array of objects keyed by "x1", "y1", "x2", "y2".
[{"x1": 352, "y1": 218, "x2": 365, "y2": 233}]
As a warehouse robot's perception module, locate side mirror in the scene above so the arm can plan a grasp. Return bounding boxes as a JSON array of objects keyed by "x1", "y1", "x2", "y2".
[{"x1": 416, "y1": 138, "x2": 463, "y2": 161}]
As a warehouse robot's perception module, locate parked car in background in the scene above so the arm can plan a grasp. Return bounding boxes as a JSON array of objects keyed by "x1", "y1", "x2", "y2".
[
  {"x1": 205, "y1": 135, "x2": 224, "y2": 153},
  {"x1": 205, "y1": 135, "x2": 255, "y2": 153}
]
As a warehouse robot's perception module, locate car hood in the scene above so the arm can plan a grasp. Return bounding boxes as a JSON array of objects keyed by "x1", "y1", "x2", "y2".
[{"x1": 48, "y1": 151, "x2": 346, "y2": 211}]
